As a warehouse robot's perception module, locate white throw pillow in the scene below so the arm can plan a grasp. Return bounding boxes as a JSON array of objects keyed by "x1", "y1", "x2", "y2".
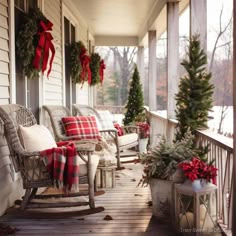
[
  {"x1": 93, "y1": 115, "x2": 103, "y2": 131},
  {"x1": 19, "y1": 124, "x2": 57, "y2": 152},
  {"x1": 97, "y1": 110, "x2": 114, "y2": 130}
]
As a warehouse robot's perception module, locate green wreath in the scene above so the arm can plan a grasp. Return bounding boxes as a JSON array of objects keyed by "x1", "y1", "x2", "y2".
[
  {"x1": 16, "y1": 8, "x2": 48, "y2": 80},
  {"x1": 70, "y1": 41, "x2": 86, "y2": 83},
  {"x1": 90, "y1": 53, "x2": 101, "y2": 86}
]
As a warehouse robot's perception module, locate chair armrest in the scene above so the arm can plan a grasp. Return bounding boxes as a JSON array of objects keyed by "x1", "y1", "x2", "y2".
[
  {"x1": 121, "y1": 125, "x2": 139, "y2": 134},
  {"x1": 100, "y1": 128, "x2": 118, "y2": 133},
  {"x1": 100, "y1": 129, "x2": 118, "y2": 140},
  {"x1": 13, "y1": 144, "x2": 40, "y2": 158},
  {"x1": 56, "y1": 134, "x2": 98, "y2": 145}
]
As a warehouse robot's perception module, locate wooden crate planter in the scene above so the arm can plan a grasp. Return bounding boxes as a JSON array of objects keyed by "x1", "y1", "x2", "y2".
[
  {"x1": 149, "y1": 169, "x2": 185, "y2": 221},
  {"x1": 149, "y1": 178, "x2": 173, "y2": 220},
  {"x1": 96, "y1": 166, "x2": 116, "y2": 188}
]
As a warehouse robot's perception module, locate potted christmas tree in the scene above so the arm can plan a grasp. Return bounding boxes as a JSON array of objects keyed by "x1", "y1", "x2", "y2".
[
  {"x1": 139, "y1": 35, "x2": 214, "y2": 221},
  {"x1": 123, "y1": 64, "x2": 149, "y2": 153},
  {"x1": 175, "y1": 35, "x2": 214, "y2": 144}
]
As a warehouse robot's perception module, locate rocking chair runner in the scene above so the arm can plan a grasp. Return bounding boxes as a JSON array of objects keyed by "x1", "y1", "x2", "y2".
[
  {"x1": 72, "y1": 104, "x2": 139, "y2": 168},
  {"x1": 0, "y1": 104, "x2": 97, "y2": 210}
]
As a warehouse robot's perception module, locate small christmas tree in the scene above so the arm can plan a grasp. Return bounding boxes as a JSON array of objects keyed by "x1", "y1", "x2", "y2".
[
  {"x1": 175, "y1": 35, "x2": 214, "y2": 142},
  {"x1": 123, "y1": 65, "x2": 144, "y2": 125}
]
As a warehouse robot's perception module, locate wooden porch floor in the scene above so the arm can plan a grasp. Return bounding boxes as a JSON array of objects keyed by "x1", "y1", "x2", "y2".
[{"x1": 0, "y1": 163, "x2": 176, "y2": 236}]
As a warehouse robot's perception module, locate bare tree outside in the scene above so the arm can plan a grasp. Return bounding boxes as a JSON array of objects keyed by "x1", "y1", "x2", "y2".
[
  {"x1": 95, "y1": 46, "x2": 137, "y2": 106},
  {"x1": 208, "y1": 2, "x2": 233, "y2": 135}
]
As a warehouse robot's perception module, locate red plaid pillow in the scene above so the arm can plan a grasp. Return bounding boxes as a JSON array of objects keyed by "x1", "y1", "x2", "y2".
[{"x1": 62, "y1": 116, "x2": 101, "y2": 140}]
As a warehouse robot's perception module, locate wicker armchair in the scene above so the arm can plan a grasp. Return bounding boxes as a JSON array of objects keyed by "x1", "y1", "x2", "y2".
[
  {"x1": 43, "y1": 105, "x2": 100, "y2": 202},
  {"x1": 72, "y1": 104, "x2": 139, "y2": 168},
  {"x1": 0, "y1": 104, "x2": 97, "y2": 210}
]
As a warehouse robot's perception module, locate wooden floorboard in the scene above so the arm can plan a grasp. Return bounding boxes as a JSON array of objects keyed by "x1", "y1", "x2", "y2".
[{"x1": 0, "y1": 163, "x2": 177, "y2": 236}]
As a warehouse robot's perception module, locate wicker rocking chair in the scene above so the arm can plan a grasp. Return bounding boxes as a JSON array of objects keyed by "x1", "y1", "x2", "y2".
[
  {"x1": 72, "y1": 104, "x2": 139, "y2": 168},
  {"x1": 0, "y1": 104, "x2": 97, "y2": 210}
]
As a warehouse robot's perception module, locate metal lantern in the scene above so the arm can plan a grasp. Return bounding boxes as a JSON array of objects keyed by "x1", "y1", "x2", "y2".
[{"x1": 175, "y1": 181, "x2": 218, "y2": 235}]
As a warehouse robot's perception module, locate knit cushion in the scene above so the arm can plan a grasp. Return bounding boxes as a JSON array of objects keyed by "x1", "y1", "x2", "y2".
[
  {"x1": 118, "y1": 133, "x2": 138, "y2": 147},
  {"x1": 62, "y1": 116, "x2": 101, "y2": 140},
  {"x1": 19, "y1": 124, "x2": 57, "y2": 152},
  {"x1": 97, "y1": 110, "x2": 114, "y2": 130}
]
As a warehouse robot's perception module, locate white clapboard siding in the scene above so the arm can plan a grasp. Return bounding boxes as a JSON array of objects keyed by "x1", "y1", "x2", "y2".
[
  {"x1": 0, "y1": 0, "x2": 7, "y2": 7},
  {"x1": 0, "y1": 0, "x2": 22, "y2": 218},
  {"x1": 0, "y1": 14, "x2": 7, "y2": 28},
  {"x1": 0, "y1": 49, "x2": 9, "y2": 62},
  {"x1": 0, "y1": 3, "x2": 7, "y2": 16},
  {"x1": 47, "y1": 71, "x2": 62, "y2": 81},
  {"x1": 0, "y1": 61, "x2": 9, "y2": 74},
  {"x1": 0, "y1": 27, "x2": 8, "y2": 40},
  {"x1": 79, "y1": 20, "x2": 88, "y2": 47},
  {"x1": 77, "y1": 83, "x2": 89, "y2": 105},
  {"x1": 76, "y1": 20, "x2": 90, "y2": 104},
  {"x1": 0, "y1": 37, "x2": 8, "y2": 51},
  {"x1": 0, "y1": 98, "x2": 9, "y2": 105},
  {"x1": 44, "y1": 91, "x2": 63, "y2": 101},
  {"x1": 0, "y1": 1, "x2": 10, "y2": 105},
  {"x1": 53, "y1": 54, "x2": 62, "y2": 65},
  {"x1": 0, "y1": 74, "x2": 9, "y2": 86},
  {"x1": 44, "y1": 0, "x2": 63, "y2": 105},
  {"x1": 0, "y1": 87, "x2": 9, "y2": 98}
]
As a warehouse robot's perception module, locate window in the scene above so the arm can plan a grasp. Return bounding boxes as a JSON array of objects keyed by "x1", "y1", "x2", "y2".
[
  {"x1": 64, "y1": 16, "x2": 76, "y2": 109},
  {"x1": 15, "y1": 0, "x2": 39, "y2": 121}
]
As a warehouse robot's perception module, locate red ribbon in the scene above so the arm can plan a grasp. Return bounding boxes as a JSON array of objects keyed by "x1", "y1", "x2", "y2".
[
  {"x1": 99, "y1": 59, "x2": 106, "y2": 84},
  {"x1": 32, "y1": 20, "x2": 55, "y2": 78},
  {"x1": 79, "y1": 48, "x2": 91, "y2": 85}
]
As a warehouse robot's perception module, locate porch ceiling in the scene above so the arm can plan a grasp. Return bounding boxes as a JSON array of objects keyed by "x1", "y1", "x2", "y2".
[{"x1": 70, "y1": 0, "x2": 189, "y2": 46}]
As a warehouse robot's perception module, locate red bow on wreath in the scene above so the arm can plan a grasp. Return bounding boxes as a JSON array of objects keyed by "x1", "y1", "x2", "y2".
[
  {"x1": 79, "y1": 48, "x2": 91, "y2": 85},
  {"x1": 99, "y1": 59, "x2": 106, "y2": 84},
  {"x1": 33, "y1": 20, "x2": 55, "y2": 77}
]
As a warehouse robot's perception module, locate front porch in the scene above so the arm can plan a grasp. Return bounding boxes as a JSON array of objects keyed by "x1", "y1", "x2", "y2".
[
  {"x1": 0, "y1": 0, "x2": 235, "y2": 235},
  {"x1": 0, "y1": 162, "x2": 177, "y2": 236}
]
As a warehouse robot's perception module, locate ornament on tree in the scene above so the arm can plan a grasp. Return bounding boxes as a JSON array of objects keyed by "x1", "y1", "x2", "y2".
[{"x1": 16, "y1": 8, "x2": 55, "y2": 79}]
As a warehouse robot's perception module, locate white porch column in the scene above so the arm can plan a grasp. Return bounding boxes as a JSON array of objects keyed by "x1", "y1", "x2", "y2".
[
  {"x1": 232, "y1": 0, "x2": 236, "y2": 234},
  {"x1": 148, "y1": 31, "x2": 157, "y2": 111},
  {"x1": 167, "y1": 1, "x2": 179, "y2": 120},
  {"x1": 190, "y1": 0, "x2": 207, "y2": 51},
  {"x1": 137, "y1": 46, "x2": 145, "y2": 103}
]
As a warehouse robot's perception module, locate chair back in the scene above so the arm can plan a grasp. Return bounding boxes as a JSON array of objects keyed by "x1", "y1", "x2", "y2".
[
  {"x1": 73, "y1": 104, "x2": 101, "y2": 118},
  {"x1": 43, "y1": 105, "x2": 71, "y2": 141},
  {"x1": 0, "y1": 104, "x2": 37, "y2": 172}
]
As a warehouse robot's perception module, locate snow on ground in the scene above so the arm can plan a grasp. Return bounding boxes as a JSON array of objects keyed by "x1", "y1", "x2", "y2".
[
  {"x1": 111, "y1": 106, "x2": 233, "y2": 136},
  {"x1": 208, "y1": 106, "x2": 233, "y2": 135}
]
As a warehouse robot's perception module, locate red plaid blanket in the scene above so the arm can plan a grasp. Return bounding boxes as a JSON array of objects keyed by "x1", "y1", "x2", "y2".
[{"x1": 40, "y1": 141, "x2": 79, "y2": 191}]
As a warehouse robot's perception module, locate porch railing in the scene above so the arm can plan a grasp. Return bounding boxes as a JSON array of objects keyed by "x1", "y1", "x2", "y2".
[
  {"x1": 196, "y1": 130, "x2": 233, "y2": 234},
  {"x1": 148, "y1": 111, "x2": 177, "y2": 147},
  {"x1": 94, "y1": 105, "x2": 125, "y2": 114},
  {"x1": 149, "y1": 111, "x2": 233, "y2": 234}
]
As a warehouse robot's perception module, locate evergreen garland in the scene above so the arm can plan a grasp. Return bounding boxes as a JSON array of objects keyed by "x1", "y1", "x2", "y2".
[
  {"x1": 90, "y1": 53, "x2": 101, "y2": 86},
  {"x1": 16, "y1": 8, "x2": 48, "y2": 79},
  {"x1": 70, "y1": 41, "x2": 85, "y2": 83},
  {"x1": 175, "y1": 35, "x2": 214, "y2": 142},
  {"x1": 123, "y1": 65, "x2": 144, "y2": 125},
  {"x1": 139, "y1": 131, "x2": 197, "y2": 185}
]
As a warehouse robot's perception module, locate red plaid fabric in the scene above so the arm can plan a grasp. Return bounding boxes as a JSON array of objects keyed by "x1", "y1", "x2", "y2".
[
  {"x1": 40, "y1": 141, "x2": 79, "y2": 191},
  {"x1": 62, "y1": 116, "x2": 101, "y2": 140},
  {"x1": 114, "y1": 123, "x2": 124, "y2": 136}
]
